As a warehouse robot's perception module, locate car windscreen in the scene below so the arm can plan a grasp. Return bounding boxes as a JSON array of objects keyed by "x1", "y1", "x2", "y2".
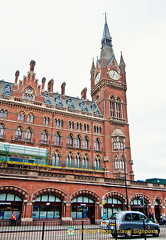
[{"x1": 110, "y1": 213, "x2": 123, "y2": 220}]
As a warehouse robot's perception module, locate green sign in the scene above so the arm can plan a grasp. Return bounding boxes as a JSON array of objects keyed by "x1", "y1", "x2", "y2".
[{"x1": 67, "y1": 227, "x2": 75, "y2": 236}]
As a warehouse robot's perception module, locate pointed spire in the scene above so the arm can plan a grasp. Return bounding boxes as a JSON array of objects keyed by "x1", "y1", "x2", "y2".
[
  {"x1": 120, "y1": 51, "x2": 125, "y2": 66},
  {"x1": 119, "y1": 51, "x2": 126, "y2": 72},
  {"x1": 101, "y1": 12, "x2": 112, "y2": 47}
]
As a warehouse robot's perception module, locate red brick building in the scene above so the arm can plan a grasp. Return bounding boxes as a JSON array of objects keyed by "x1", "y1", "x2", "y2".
[{"x1": 0, "y1": 16, "x2": 165, "y2": 223}]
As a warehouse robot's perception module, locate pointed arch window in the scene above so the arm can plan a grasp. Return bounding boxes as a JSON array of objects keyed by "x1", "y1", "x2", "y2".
[
  {"x1": 25, "y1": 128, "x2": 32, "y2": 142},
  {"x1": 67, "y1": 134, "x2": 73, "y2": 147},
  {"x1": 0, "y1": 124, "x2": 5, "y2": 138},
  {"x1": 94, "y1": 155, "x2": 101, "y2": 170},
  {"x1": 75, "y1": 135, "x2": 81, "y2": 148},
  {"x1": 67, "y1": 152, "x2": 72, "y2": 167},
  {"x1": 114, "y1": 155, "x2": 124, "y2": 170},
  {"x1": 94, "y1": 138, "x2": 101, "y2": 151},
  {"x1": 43, "y1": 117, "x2": 50, "y2": 125},
  {"x1": 41, "y1": 130, "x2": 48, "y2": 144},
  {"x1": 75, "y1": 153, "x2": 81, "y2": 168},
  {"x1": 27, "y1": 114, "x2": 34, "y2": 123},
  {"x1": 110, "y1": 96, "x2": 115, "y2": 118},
  {"x1": 116, "y1": 98, "x2": 121, "y2": 119},
  {"x1": 18, "y1": 112, "x2": 24, "y2": 121},
  {"x1": 54, "y1": 132, "x2": 61, "y2": 146},
  {"x1": 83, "y1": 154, "x2": 89, "y2": 169},
  {"x1": 83, "y1": 137, "x2": 89, "y2": 150},
  {"x1": 52, "y1": 151, "x2": 60, "y2": 166},
  {"x1": 15, "y1": 127, "x2": 22, "y2": 140},
  {"x1": 0, "y1": 109, "x2": 8, "y2": 118},
  {"x1": 113, "y1": 138, "x2": 124, "y2": 150},
  {"x1": 54, "y1": 119, "x2": 63, "y2": 127}
]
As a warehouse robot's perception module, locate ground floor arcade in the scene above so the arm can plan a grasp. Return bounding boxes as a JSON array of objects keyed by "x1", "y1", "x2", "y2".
[{"x1": 0, "y1": 180, "x2": 165, "y2": 223}]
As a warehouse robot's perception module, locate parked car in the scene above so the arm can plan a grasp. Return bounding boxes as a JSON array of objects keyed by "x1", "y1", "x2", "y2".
[
  {"x1": 100, "y1": 217, "x2": 112, "y2": 230},
  {"x1": 106, "y1": 211, "x2": 160, "y2": 238}
]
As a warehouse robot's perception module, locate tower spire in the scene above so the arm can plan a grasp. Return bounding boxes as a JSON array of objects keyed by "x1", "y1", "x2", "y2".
[{"x1": 100, "y1": 13, "x2": 117, "y2": 66}]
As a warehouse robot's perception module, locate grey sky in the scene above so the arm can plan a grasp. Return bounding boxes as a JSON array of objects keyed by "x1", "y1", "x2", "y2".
[{"x1": 0, "y1": 0, "x2": 166, "y2": 180}]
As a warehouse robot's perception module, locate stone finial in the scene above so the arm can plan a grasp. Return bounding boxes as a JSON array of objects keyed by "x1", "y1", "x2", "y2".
[
  {"x1": 81, "y1": 87, "x2": 87, "y2": 100},
  {"x1": 15, "y1": 70, "x2": 20, "y2": 83},
  {"x1": 61, "y1": 82, "x2": 66, "y2": 95},
  {"x1": 30, "y1": 60, "x2": 36, "y2": 72},
  {"x1": 42, "y1": 77, "x2": 46, "y2": 90}
]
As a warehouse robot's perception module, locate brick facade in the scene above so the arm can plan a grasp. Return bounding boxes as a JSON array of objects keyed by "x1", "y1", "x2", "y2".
[{"x1": 0, "y1": 16, "x2": 165, "y2": 223}]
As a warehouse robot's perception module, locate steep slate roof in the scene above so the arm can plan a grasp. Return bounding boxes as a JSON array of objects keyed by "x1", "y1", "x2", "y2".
[{"x1": 0, "y1": 80, "x2": 101, "y2": 115}]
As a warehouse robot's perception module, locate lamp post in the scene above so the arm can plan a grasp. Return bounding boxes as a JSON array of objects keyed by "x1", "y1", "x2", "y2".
[{"x1": 123, "y1": 146, "x2": 130, "y2": 211}]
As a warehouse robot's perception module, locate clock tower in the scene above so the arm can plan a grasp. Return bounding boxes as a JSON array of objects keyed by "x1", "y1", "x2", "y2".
[{"x1": 90, "y1": 14, "x2": 134, "y2": 180}]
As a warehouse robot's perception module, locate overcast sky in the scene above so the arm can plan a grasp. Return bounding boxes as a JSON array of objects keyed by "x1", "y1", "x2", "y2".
[{"x1": 0, "y1": 0, "x2": 166, "y2": 181}]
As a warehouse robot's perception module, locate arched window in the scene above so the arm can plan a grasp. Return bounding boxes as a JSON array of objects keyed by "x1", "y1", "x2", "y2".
[
  {"x1": 76, "y1": 123, "x2": 82, "y2": 130},
  {"x1": 67, "y1": 134, "x2": 73, "y2": 147},
  {"x1": 15, "y1": 127, "x2": 22, "y2": 140},
  {"x1": 54, "y1": 132, "x2": 61, "y2": 146},
  {"x1": 94, "y1": 155, "x2": 101, "y2": 170},
  {"x1": 67, "y1": 152, "x2": 72, "y2": 167},
  {"x1": 33, "y1": 194, "x2": 61, "y2": 219},
  {"x1": 27, "y1": 114, "x2": 34, "y2": 123},
  {"x1": 110, "y1": 96, "x2": 115, "y2": 118},
  {"x1": 113, "y1": 138, "x2": 124, "y2": 150},
  {"x1": 69, "y1": 121, "x2": 74, "y2": 129},
  {"x1": 94, "y1": 138, "x2": 100, "y2": 151},
  {"x1": 75, "y1": 153, "x2": 81, "y2": 168},
  {"x1": 0, "y1": 109, "x2": 8, "y2": 118},
  {"x1": 114, "y1": 155, "x2": 119, "y2": 169},
  {"x1": 41, "y1": 130, "x2": 48, "y2": 144},
  {"x1": 75, "y1": 135, "x2": 81, "y2": 148},
  {"x1": 114, "y1": 155, "x2": 124, "y2": 170},
  {"x1": 18, "y1": 112, "x2": 24, "y2": 121},
  {"x1": 54, "y1": 119, "x2": 63, "y2": 127},
  {"x1": 25, "y1": 128, "x2": 32, "y2": 142},
  {"x1": 116, "y1": 98, "x2": 121, "y2": 119},
  {"x1": 43, "y1": 117, "x2": 49, "y2": 125},
  {"x1": 52, "y1": 151, "x2": 60, "y2": 166},
  {"x1": 0, "y1": 124, "x2": 5, "y2": 138},
  {"x1": 83, "y1": 137, "x2": 89, "y2": 149},
  {"x1": 83, "y1": 154, "x2": 89, "y2": 169},
  {"x1": 84, "y1": 124, "x2": 89, "y2": 131}
]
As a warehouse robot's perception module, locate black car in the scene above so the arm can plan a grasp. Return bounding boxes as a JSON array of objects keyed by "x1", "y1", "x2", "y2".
[{"x1": 107, "y1": 211, "x2": 160, "y2": 238}]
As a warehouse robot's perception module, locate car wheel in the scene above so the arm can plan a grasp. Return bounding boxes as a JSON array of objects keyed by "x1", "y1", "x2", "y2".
[
  {"x1": 153, "y1": 228, "x2": 159, "y2": 237},
  {"x1": 125, "y1": 229, "x2": 132, "y2": 238}
]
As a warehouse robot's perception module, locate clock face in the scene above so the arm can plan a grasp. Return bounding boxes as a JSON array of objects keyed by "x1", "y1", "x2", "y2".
[
  {"x1": 109, "y1": 70, "x2": 120, "y2": 80},
  {"x1": 95, "y1": 72, "x2": 100, "y2": 83}
]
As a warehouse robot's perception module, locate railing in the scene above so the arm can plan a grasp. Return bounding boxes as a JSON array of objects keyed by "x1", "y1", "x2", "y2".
[{"x1": 0, "y1": 220, "x2": 165, "y2": 240}]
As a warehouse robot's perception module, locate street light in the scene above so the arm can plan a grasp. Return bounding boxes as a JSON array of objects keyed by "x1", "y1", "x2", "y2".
[{"x1": 123, "y1": 146, "x2": 130, "y2": 211}]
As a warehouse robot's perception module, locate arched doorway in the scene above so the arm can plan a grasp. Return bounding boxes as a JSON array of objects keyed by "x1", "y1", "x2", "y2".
[
  {"x1": 154, "y1": 198, "x2": 161, "y2": 223},
  {"x1": 130, "y1": 194, "x2": 150, "y2": 216},
  {"x1": 71, "y1": 190, "x2": 99, "y2": 224},
  {"x1": 0, "y1": 186, "x2": 28, "y2": 221},
  {"x1": 32, "y1": 194, "x2": 62, "y2": 219},
  {"x1": 102, "y1": 192, "x2": 125, "y2": 218},
  {"x1": 32, "y1": 188, "x2": 67, "y2": 220},
  {"x1": 0, "y1": 193, "x2": 22, "y2": 220}
]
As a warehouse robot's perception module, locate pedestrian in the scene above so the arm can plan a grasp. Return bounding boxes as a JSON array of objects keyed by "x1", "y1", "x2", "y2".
[
  {"x1": 10, "y1": 211, "x2": 17, "y2": 226},
  {"x1": 149, "y1": 212, "x2": 155, "y2": 222},
  {"x1": 103, "y1": 212, "x2": 107, "y2": 220}
]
